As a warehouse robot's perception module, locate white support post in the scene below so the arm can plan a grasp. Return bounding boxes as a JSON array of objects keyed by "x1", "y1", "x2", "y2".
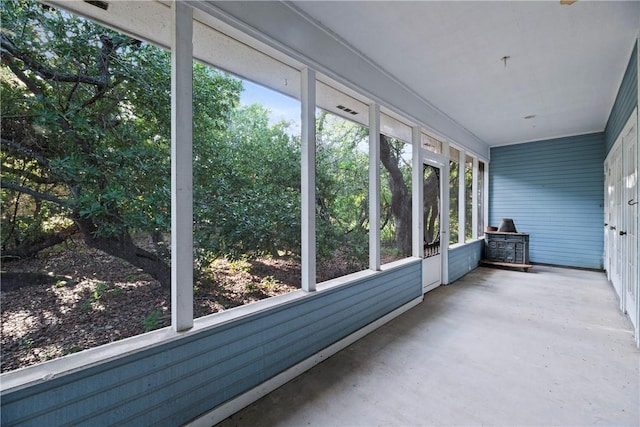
[
  {"x1": 472, "y1": 157, "x2": 479, "y2": 240},
  {"x1": 458, "y1": 149, "x2": 465, "y2": 244},
  {"x1": 441, "y1": 140, "x2": 450, "y2": 250},
  {"x1": 442, "y1": 156, "x2": 450, "y2": 284},
  {"x1": 301, "y1": 68, "x2": 316, "y2": 292},
  {"x1": 632, "y1": 34, "x2": 640, "y2": 348},
  {"x1": 171, "y1": 1, "x2": 194, "y2": 332},
  {"x1": 484, "y1": 162, "x2": 490, "y2": 233},
  {"x1": 412, "y1": 127, "x2": 423, "y2": 258},
  {"x1": 369, "y1": 103, "x2": 381, "y2": 271}
]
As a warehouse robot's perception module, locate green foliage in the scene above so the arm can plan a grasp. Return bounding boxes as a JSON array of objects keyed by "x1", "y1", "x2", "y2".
[
  {"x1": 0, "y1": 175, "x2": 68, "y2": 255},
  {"x1": 228, "y1": 259, "x2": 251, "y2": 274},
  {"x1": 449, "y1": 160, "x2": 459, "y2": 244},
  {"x1": 193, "y1": 104, "x2": 301, "y2": 262},
  {"x1": 2, "y1": 0, "x2": 307, "y2": 276},
  {"x1": 1, "y1": 0, "x2": 177, "y2": 248},
  {"x1": 142, "y1": 309, "x2": 164, "y2": 332},
  {"x1": 92, "y1": 282, "x2": 109, "y2": 300},
  {"x1": 464, "y1": 158, "x2": 474, "y2": 241},
  {"x1": 1, "y1": 1, "x2": 414, "y2": 285},
  {"x1": 423, "y1": 165, "x2": 440, "y2": 245},
  {"x1": 63, "y1": 344, "x2": 83, "y2": 356},
  {"x1": 42, "y1": 345, "x2": 61, "y2": 361},
  {"x1": 448, "y1": 156, "x2": 475, "y2": 244},
  {"x1": 244, "y1": 282, "x2": 260, "y2": 294},
  {"x1": 315, "y1": 112, "x2": 370, "y2": 266},
  {"x1": 379, "y1": 135, "x2": 412, "y2": 258},
  {"x1": 260, "y1": 275, "x2": 279, "y2": 290},
  {"x1": 18, "y1": 336, "x2": 34, "y2": 349},
  {"x1": 79, "y1": 300, "x2": 93, "y2": 312}
]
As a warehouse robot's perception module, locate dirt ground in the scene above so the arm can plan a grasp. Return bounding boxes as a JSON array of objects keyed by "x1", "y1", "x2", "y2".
[{"x1": 0, "y1": 235, "x2": 366, "y2": 373}]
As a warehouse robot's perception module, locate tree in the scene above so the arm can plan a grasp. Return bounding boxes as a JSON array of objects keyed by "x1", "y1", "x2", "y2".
[
  {"x1": 1, "y1": 0, "x2": 422, "y2": 289},
  {"x1": 315, "y1": 113, "x2": 416, "y2": 265},
  {"x1": 315, "y1": 111, "x2": 370, "y2": 266},
  {"x1": 380, "y1": 134, "x2": 412, "y2": 256},
  {"x1": 0, "y1": 1, "x2": 241, "y2": 286},
  {"x1": 449, "y1": 159, "x2": 459, "y2": 244},
  {"x1": 193, "y1": 104, "x2": 301, "y2": 261},
  {"x1": 423, "y1": 164, "x2": 440, "y2": 246}
]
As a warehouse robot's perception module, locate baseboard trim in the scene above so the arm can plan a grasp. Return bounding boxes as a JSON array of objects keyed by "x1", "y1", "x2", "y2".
[{"x1": 185, "y1": 295, "x2": 423, "y2": 427}]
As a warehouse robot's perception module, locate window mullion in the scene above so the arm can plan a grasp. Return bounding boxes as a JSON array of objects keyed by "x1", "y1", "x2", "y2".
[
  {"x1": 458, "y1": 149, "x2": 465, "y2": 244},
  {"x1": 442, "y1": 154, "x2": 451, "y2": 284},
  {"x1": 484, "y1": 162, "x2": 490, "y2": 236},
  {"x1": 472, "y1": 157, "x2": 479, "y2": 239},
  {"x1": 369, "y1": 103, "x2": 381, "y2": 271},
  {"x1": 301, "y1": 68, "x2": 316, "y2": 292},
  {"x1": 412, "y1": 126, "x2": 423, "y2": 258}
]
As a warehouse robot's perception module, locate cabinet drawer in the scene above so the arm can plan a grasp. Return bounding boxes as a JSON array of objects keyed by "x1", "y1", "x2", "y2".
[
  {"x1": 514, "y1": 243, "x2": 525, "y2": 263},
  {"x1": 504, "y1": 242, "x2": 516, "y2": 262}
]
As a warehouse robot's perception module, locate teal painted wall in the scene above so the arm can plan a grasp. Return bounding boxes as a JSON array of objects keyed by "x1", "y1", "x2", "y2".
[
  {"x1": 489, "y1": 133, "x2": 605, "y2": 269},
  {"x1": 1, "y1": 262, "x2": 421, "y2": 426},
  {"x1": 605, "y1": 41, "x2": 638, "y2": 154},
  {"x1": 448, "y1": 240, "x2": 483, "y2": 283}
]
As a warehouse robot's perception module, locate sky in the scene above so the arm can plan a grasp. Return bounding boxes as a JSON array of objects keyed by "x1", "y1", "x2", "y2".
[{"x1": 239, "y1": 80, "x2": 301, "y2": 135}]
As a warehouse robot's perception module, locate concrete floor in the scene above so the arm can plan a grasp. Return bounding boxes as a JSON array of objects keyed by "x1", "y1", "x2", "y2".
[{"x1": 217, "y1": 265, "x2": 640, "y2": 426}]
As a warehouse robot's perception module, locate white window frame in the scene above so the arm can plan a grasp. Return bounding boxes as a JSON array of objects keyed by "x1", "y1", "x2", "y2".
[
  {"x1": 1, "y1": 0, "x2": 493, "y2": 384},
  {"x1": 370, "y1": 103, "x2": 381, "y2": 271},
  {"x1": 472, "y1": 157, "x2": 479, "y2": 240},
  {"x1": 446, "y1": 143, "x2": 489, "y2": 248},
  {"x1": 458, "y1": 148, "x2": 465, "y2": 244}
]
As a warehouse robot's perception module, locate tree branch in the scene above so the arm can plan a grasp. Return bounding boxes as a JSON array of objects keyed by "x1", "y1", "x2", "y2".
[
  {"x1": 65, "y1": 80, "x2": 81, "y2": 110},
  {"x1": 1, "y1": 47, "x2": 45, "y2": 97},
  {"x1": 1, "y1": 34, "x2": 107, "y2": 87},
  {"x1": 1, "y1": 181, "x2": 71, "y2": 209},
  {"x1": 2, "y1": 223, "x2": 78, "y2": 260},
  {"x1": 1, "y1": 138, "x2": 51, "y2": 169},
  {"x1": 0, "y1": 165, "x2": 57, "y2": 184}
]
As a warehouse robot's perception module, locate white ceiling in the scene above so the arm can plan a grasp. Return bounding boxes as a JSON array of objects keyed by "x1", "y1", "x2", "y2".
[{"x1": 290, "y1": 1, "x2": 639, "y2": 146}]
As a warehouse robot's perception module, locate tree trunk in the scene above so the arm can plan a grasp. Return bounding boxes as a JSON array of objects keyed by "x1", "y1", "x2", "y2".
[
  {"x1": 1, "y1": 224, "x2": 78, "y2": 260},
  {"x1": 423, "y1": 169, "x2": 439, "y2": 244},
  {"x1": 75, "y1": 217, "x2": 171, "y2": 288},
  {"x1": 380, "y1": 134, "x2": 412, "y2": 256}
]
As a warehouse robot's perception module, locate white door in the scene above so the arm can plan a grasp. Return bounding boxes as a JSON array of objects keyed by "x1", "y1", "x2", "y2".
[
  {"x1": 422, "y1": 162, "x2": 442, "y2": 293},
  {"x1": 622, "y1": 117, "x2": 638, "y2": 329},
  {"x1": 605, "y1": 160, "x2": 614, "y2": 280},
  {"x1": 605, "y1": 144, "x2": 624, "y2": 303}
]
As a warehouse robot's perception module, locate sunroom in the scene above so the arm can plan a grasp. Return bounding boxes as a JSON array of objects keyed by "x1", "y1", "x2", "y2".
[{"x1": 0, "y1": 1, "x2": 638, "y2": 426}]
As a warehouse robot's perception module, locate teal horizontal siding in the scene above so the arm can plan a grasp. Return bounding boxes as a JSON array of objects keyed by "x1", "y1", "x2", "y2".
[
  {"x1": 605, "y1": 41, "x2": 637, "y2": 154},
  {"x1": 448, "y1": 240, "x2": 483, "y2": 283},
  {"x1": 489, "y1": 133, "x2": 605, "y2": 269},
  {"x1": 1, "y1": 261, "x2": 421, "y2": 426}
]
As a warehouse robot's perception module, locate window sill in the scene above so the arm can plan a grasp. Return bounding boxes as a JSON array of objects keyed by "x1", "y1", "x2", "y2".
[
  {"x1": 0, "y1": 257, "x2": 421, "y2": 392},
  {"x1": 448, "y1": 238, "x2": 485, "y2": 250}
]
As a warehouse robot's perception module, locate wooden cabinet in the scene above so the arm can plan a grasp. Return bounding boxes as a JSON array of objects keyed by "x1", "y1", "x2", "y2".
[{"x1": 483, "y1": 231, "x2": 531, "y2": 271}]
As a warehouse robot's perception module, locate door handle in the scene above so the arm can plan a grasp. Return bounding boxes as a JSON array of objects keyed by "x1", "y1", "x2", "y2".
[
  {"x1": 629, "y1": 199, "x2": 638, "y2": 206},
  {"x1": 609, "y1": 226, "x2": 616, "y2": 231},
  {"x1": 619, "y1": 231, "x2": 627, "y2": 236}
]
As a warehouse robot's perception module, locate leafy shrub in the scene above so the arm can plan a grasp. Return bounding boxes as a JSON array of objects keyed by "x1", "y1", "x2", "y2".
[{"x1": 142, "y1": 309, "x2": 164, "y2": 332}]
